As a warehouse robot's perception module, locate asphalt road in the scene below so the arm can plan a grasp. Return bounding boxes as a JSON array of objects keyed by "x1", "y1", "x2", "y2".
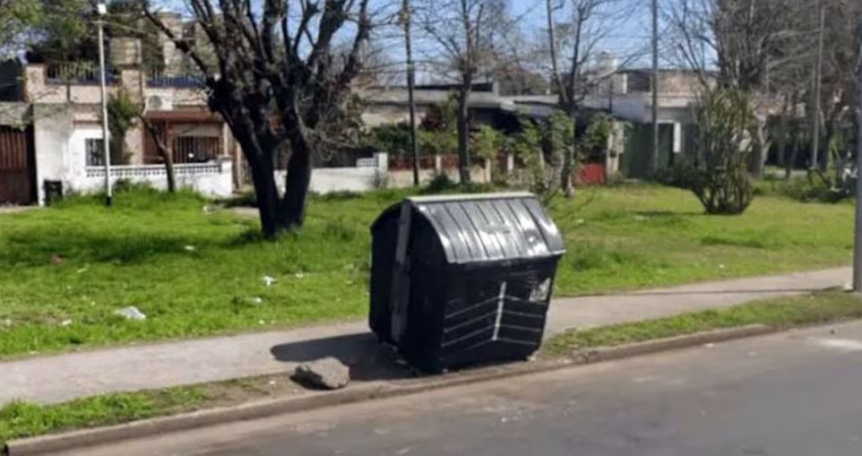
[{"x1": 59, "y1": 320, "x2": 862, "y2": 456}]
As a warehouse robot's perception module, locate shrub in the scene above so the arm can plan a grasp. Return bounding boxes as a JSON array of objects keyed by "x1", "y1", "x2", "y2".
[
  {"x1": 779, "y1": 178, "x2": 852, "y2": 204},
  {"x1": 422, "y1": 173, "x2": 458, "y2": 194},
  {"x1": 670, "y1": 88, "x2": 757, "y2": 215}
]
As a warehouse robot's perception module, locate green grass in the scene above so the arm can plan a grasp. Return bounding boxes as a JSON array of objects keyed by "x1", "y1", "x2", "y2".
[
  {"x1": 0, "y1": 387, "x2": 212, "y2": 445},
  {"x1": 544, "y1": 292, "x2": 862, "y2": 356},
  {"x1": 551, "y1": 183, "x2": 853, "y2": 294},
  {"x1": 0, "y1": 371, "x2": 306, "y2": 446},
  {"x1": 0, "y1": 184, "x2": 854, "y2": 358}
]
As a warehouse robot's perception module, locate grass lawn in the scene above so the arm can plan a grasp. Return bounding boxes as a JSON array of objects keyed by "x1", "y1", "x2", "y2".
[
  {"x1": 0, "y1": 387, "x2": 211, "y2": 446},
  {"x1": 0, "y1": 184, "x2": 853, "y2": 358},
  {"x1": 0, "y1": 374, "x2": 303, "y2": 446},
  {"x1": 543, "y1": 291, "x2": 862, "y2": 356},
  {"x1": 552, "y1": 184, "x2": 852, "y2": 294},
  {"x1": 3, "y1": 291, "x2": 862, "y2": 446}
]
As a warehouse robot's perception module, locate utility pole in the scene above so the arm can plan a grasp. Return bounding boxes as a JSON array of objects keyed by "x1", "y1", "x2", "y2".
[
  {"x1": 96, "y1": 1, "x2": 113, "y2": 207},
  {"x1": 651, "y1": 0, "x2": 660, "y2": 174},
  {"x1": 811, "y1": 2, "x2": 826, "y2": 172},
  {"x1": 401, "y1": 0, "x2": 420, "y2": 187},
  {"x1": 853, "y1": 15, "x2": 862, "y2": 293}
]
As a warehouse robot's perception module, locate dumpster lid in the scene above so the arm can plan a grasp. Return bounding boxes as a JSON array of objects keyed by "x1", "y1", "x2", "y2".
[{"x1": 407, "y1": 193, "x2": 565, "y2": 265}]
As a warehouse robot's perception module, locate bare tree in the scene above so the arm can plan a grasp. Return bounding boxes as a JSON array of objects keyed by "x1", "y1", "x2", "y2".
[
  {"x1": 816, "y1": 0, "x2": 862, "y2": 177},
  {"x1": 139, "y1": 115, "x2": 177, "y2": 193},
  {"x1": 666, "y1": 0, "x2": 814, "y2": 176},
  {"x1": 144, "y1": 0, "x2": 378, "y2": 238},
  {"x1": 418, "y1": 0, "x2": 498, "y2": 184},
  {"x1": 543, "y1": 0, "x2": 636, "y2": 196}
]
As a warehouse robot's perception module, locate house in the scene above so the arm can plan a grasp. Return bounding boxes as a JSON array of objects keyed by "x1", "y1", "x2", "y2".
[
  {"x1": 0, "y1": 18, "x2": 246, "y2": 206},
  {"x1": 358, "y1": 54, "x2": 708, "y2": 181},
  {"x1": 24, "y1": 35, "x2": 240, "y2": 204},
  {"x1": 0, "y1": 11, "x2": 394, "y2": 206}
]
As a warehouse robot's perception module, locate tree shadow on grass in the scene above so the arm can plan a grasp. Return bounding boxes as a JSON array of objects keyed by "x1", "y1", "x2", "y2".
[
  {"x1": 0, "y1": 229, "x2": 207, "y2": 267},
  {"x1": 633, "y1": 210, "x2": 702, "y2": 217}
]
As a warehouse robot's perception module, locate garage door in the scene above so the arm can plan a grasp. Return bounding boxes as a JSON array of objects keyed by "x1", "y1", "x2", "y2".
[{"x1": 0, "y1": 126, "x2": 36, "y2": 205}]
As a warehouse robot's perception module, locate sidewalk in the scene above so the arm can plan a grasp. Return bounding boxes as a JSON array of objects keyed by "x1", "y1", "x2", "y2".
[{"x1": 0, "y1": 267, "x2": 850, "y2": 406}]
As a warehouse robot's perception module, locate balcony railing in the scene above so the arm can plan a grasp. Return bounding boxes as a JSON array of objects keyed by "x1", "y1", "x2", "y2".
[
  {"x1": 46, "y1": 63, "x2": 117, "y2": 85},
  {"x1": 147, "y1": 71, "x2": 204, "y2": 88}
]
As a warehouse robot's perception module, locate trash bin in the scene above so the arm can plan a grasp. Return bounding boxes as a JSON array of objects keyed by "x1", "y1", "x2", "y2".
[
  {"x1": 43, "y1": 180, "x2": 63, "y2": 206},
  {"x1": 370, "y1": 192, "x2": 566, "y2": 373}
]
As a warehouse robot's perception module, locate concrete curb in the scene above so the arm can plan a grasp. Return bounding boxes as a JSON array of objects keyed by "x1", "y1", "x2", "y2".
[
  {"x1": 571, "y1": 324, "x2": 775, "y2": 364},
  {"x1": 3, "y1": 324, "x2": 775, "y2": 456}
]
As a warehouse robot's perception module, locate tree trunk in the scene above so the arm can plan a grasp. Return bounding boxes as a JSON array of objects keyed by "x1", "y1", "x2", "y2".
[
  {"x1": 560, "y1": 107, "x2": 576, "y2": 198},
  {"x1": 141, "y1": 117, "x2": 177, "y2": 193},
  {"x1": 280, "y1": 140, "x2": 312, "y2": 229},
  {"x1": 747, "y1": 118, "x2": 768, "y2": 177},
  {"x1": 228, "y1": 119, "x2": 283, "y2": 239},
  {"x1": 776, "y1": 100, "x2": 789, "y2": 170},
  {"x1": 246, "y1": 152, "x2": 281, "y2": 239},
  {"x1": 786, "y1": 129, "x2": 801, "y2": 180},
  {"x1": 163, "y1": 151, "x2": 176, "y2": 193},
  {"x1": 456, "y1": 88, "x2": 472, "y2": 185}
]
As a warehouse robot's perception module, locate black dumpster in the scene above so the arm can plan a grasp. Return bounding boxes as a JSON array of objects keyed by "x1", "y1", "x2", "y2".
[
  {"x1": 370, "y1": 193, "x2": 566, "y2": 373},
  {"x1": 43, "y1": 180, "x2": 63, "y2": 206}
]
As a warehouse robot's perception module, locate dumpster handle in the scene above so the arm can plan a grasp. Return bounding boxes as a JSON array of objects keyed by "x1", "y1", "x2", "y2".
[{"x1": 390, "y1": 201, "x2": 413, "y2": 343}]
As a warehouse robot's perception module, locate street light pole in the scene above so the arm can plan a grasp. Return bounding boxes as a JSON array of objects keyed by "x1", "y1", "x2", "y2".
[
  {"x1": 651, "y1": 0, "x2": 660, "y2": 174},
  {"x1": 97, "y1": 1, "x2": 113, "y2": 207},
  {"x1": 853, "y1": 15, "x2": 862, "y2": 292},
  {"x1": 401, "y1": 0, "x2": 420, "y2": 187},
  {"x1": 811, "y1": 3, "x2": 826, "y2": 172}
]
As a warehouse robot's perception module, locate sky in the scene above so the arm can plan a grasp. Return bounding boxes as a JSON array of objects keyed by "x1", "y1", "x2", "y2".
[
  {"x1": 508, "y1": 0, "x2": 656, "y2": 66},
  {"x1": 134, "y1": 0, "x2": 664, "y2": 83}
]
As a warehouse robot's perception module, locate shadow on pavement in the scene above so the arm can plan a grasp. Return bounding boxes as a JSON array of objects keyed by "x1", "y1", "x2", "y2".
[{"x1": 270, "y1": 333, "x2": 415, "y2": 382}]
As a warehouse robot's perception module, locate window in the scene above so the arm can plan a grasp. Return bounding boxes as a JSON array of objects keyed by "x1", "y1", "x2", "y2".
[
  {"x1": 85, "y1": 138, "x2": 105, "y2": 167},
  {"x1": 172, "y1": 136, "x2": 220, "y2": 163}
]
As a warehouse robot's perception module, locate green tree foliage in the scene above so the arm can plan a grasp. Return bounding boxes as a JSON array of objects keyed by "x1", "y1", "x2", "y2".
[
  {"x1": 472, "y1": 125, "x2": 503, "y2": 161},
  {"x1": 511, "y1": 110, "x2": 612, "y2": 201},
  {"x1": 25, "y1": 0, "x2": 96, "y2": 63},
  {"x1": 26, "y1": 0, "x2": 163, "y2": 73},
  {"x1": 510, "y1": 112, "x2": 569, "y2": 200},
  {"x1": 363, "y1": 123, "x2": 412, "y2": 156},
  {"x1": 0, "y1": 0, "x2": 42, "y2": 53},
  {"x1": 419, "y1": 95, "x2": 459, "y2": 157},
  {"x1": 105, "y1": 89, "x2": 140, "y2": 164},
  {"x1": 472, "y1": 124, "x2": 505, "y2": 183}
]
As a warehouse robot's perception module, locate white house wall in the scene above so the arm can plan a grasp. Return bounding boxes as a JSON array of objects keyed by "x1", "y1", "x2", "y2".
[
  {"x1": 32, "y1": 109, "x2": 233, "y2": 202},
  {"x1": 32, "y1": 104, "x2": 74, "y2": 205},
  {"x1": 68, "y1": 124, "x2": 104, "y2": 185}
]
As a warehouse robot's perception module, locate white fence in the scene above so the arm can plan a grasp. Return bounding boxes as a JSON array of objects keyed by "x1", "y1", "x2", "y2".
[
  {"x1": 76, "y1": 159, "x2": 234, "y2": 198},
  {"x1": 65, "y1": 152, "x2": 386, "y2": 201},
  {"x1": 276, "y1": 152, "x2": 388, "y2": 195}
]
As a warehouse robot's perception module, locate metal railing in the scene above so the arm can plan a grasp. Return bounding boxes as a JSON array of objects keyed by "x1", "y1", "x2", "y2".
[
  {"x1": 45, "y1": 63, "x2": 116, "y2": 85},
  {"x1": 147, "y1": 70, "x2": 204, "y2": 88}
]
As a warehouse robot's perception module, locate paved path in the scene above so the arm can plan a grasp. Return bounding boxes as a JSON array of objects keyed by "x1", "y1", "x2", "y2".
[
  {"x1": 0, "y1": 206, "x2": 39, "y2": 215},
  {"x1": 0, "y1": 267, "x2": 850, "y2": 405},
  {"x1": 60, "y1": 319, "x2": 862, "y2": 456}
]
